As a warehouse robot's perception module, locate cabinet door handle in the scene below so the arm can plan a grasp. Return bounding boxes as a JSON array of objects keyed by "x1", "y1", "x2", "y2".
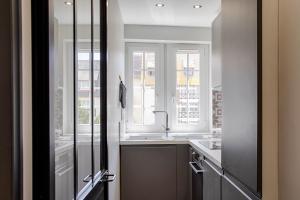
[
  {"x1": 83, "y1": 174, "x2": 92, "y2": 183},
  {"x1": 189, "y1": 162, "x2": 205, "y2": 174}
]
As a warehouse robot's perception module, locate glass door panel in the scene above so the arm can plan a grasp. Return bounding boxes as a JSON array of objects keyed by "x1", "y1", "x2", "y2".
[
  {"x1": 53, "y1": 0, "x2": 74, "y2": 199},
  {"x1": 77, "y1": 0, "x2": 92, "y2": 194},
  {"x1": 93, "y1": 0, "x2": 101, "y2": 176}
]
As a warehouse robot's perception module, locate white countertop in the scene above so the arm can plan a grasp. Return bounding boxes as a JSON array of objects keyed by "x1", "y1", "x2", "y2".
[
  {"x1": 120, "y1": 136, "x2": 222, "y2": 168},
  {"x1": 189, "y1": 140, "x2": 222, "y2": 168}
]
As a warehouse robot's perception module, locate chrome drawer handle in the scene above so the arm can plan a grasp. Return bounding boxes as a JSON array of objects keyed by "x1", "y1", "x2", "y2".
[{"x1": 189, "y1": 162, "x2": 206, "y2": 174}]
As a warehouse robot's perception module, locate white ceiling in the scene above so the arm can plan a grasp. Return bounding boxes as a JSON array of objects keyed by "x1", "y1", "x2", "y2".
[
  {"x1": 54, "y1": 0, "x2": 100, "y2": 25},
  {"x1": 118, "y1": 0, "x2": 221, "y2": 27},
  {"x1": 54, "y1": 0, "x2": 74, "y2": 24}
]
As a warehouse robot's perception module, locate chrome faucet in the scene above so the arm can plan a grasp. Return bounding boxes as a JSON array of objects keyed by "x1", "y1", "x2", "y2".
[{"x1": 153, "y1": 110, "x2": 170, "y2": 138}]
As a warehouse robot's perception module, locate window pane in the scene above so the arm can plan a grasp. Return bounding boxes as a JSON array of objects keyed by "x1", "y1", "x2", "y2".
[
  {"x1": 133, "y1": 52, "x2": 143, "y2": 71},
  {"x1": 78, "y1": 52, "x2": 90, "y2": 60},
  {"x1": 144, "y1": 86, "x2": 155, "y2": 125},
  {"x1": 176, "y1": 71, "x2": 188, "y2": 87},
  {"x1": 145, "y1": 52, "x2": 155, "y2": 70},
  {"x1": 145, "y1": 70, "x2": 155, "y2": 86},
  {"x1": 176, "y1": 51, "x2": 201, "y2": 126},
  {"x1": 133, "y1": 107, "x2": 143, "y2": 124},
  {"x1": 189, "y1": 70, "x2": 200, "y2": 86},
  {"x1": 132, "y1": 51, "x2": 156, "y2": 126},
  {"x1": 133, "y1": 70, "x2": 143, "y2": 86},
  {"x1": 78, "y1": 71, "x2": 90, "y2": 81},
  {"x1": 78, "y1": 53, "x2": 90, "y2": 69},
  {"x1": 144, "y1": 86, "x2": 155, "y2": 107},
  {"x1": 133, "y1": 87, "x2": 143, "y2": 108},
  {"x1": 176, "y1": 71, "x2": 188, "y2": 124},
  {"x1": 176, "y1": 53, "x2": 187, "y2": 70},
  {"x1": 188, "y1": 70, "x2": 200, "y2": 124},
  {"x1": 189, "y1": 53, "x2": 200, "y2": 71},
  {"x1": 144, "y1": 107, "x2": 155, "y2": 125}
]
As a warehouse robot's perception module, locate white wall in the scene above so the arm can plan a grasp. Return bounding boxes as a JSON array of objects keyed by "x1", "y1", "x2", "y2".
[
  {"x1": 278, "y1": 0, "x2": 300, "y2": 199},
  {"x1": 107, "y1": 0, "x2": 125, "y2": 200},
  {"x1": 124, "y1": 24, "x2": 211, "y2": 43},
  {"x1": 21, "y1": 0, "x2": 32, "y2": 199}
]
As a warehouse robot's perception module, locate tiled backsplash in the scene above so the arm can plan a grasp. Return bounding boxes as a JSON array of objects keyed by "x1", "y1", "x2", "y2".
[{"x1": 212, "y1": 90, "x2": 223, "y2": 129}]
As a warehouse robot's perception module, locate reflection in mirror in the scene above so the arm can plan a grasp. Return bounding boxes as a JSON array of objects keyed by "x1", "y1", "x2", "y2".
[
  {"x1": 76, "y1": 0, "x2": 92, "y2": 193},
  {"x1": 53, "y1": 0, "x2": 74, "y2": 199},
  {"x1": 53, "y1": 0, "x2": 104, "y2": 198},
  {"x1": 93, "y1": 0, "x2": 101, "y2": 176}
]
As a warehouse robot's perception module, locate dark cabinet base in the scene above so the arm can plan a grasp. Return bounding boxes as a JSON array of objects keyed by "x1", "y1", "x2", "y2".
[
  {"x1": 203, "y1": 160, "x2": 221, "y2": 200},
  {"x1": 222, "y1": 175, "x2": 260, "y2": 200},
  {"x1": 121, "y1": 145, "x2": 190, "y2": 200}
]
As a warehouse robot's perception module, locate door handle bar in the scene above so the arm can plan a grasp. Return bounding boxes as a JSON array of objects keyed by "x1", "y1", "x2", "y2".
[
  {"x1": 83, "y1": 174, "x2": 92, "y2": 183},
  {"x1": 100, "y1": 171, "x2": 116, "y2": 183},
  {"x1": 189, "y1": 162, "x2": 206, "y2": 174}
]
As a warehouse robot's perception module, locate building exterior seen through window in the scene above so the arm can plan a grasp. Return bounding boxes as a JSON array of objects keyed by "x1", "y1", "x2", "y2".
[
  {"x1": 132, "y1": 51, "x2": 156, "y2": 125},
  {"x1": 176, "y1": 50, "x2": 201, "y2": 125}
]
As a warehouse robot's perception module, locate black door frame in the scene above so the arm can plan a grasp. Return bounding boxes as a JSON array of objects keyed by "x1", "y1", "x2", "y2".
[
  {"x1": 0, "y1": 0, "x2": 22, "y2": 199},
  {"x1": 31, "y1": 0, "x2": 108, "y2": 199}
]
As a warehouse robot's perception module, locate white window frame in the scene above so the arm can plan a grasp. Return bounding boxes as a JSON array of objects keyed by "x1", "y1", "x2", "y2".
[
  {"x1": 125, "y1": 43, "x2": 165, "y2": 132},
  {"x1": 166, "y1": 44, "x2": 210, "y2": 132},
  {"x1": 125, "y1": 43, "x2": 210, "y2": 133}
]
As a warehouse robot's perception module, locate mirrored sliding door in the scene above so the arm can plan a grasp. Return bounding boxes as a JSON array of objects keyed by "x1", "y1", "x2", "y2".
[
  {"x1": 93, "y1": 0, "x2": 102, "y2": 178},
  {"x1": 52, "y1": 0, "x2": 106, "y2": 199},
  {"x1": 53, "y1": 0, "x2": 74, "y2": 199},
  {"x1": 76, "y1": 0, "x2": 93, "y2": 194}
]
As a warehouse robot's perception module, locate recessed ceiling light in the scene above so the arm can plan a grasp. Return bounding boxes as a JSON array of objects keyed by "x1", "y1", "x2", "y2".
[
  {"x1": 155, "y1": 3, "x2": 165, "y2": 8},
  {"x1": 64, "y1": 1, "x2": 73, "y2": 6},
  {"x1": 193, "y1": 5, "x2": 202, "y2": 9}
]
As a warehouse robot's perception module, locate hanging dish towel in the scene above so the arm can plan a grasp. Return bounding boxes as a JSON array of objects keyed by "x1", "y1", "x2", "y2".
[{"x1": 119, "y1": 80, "x2": 126, "y2": 109}]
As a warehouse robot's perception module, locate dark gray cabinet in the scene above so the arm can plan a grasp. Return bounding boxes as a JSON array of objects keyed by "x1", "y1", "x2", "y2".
[
  {"x1": 189, "y1": 147, "x2": 222, "y2": 200},
  {"x1": 191, "y1": 171, "x2": 203, "y2": 200},
  {"x1": 221, "y1": 0, "x2": 261, "y2": 196},
  {"x1": 121, "y1": 145, "x2": 190, "y2": 200},
  {"x1": 222, "y1": 176, "x2": 260, "y2": 200},
  {"x1": 189, "y1": 147, "x2": 203, "y2": 200},
  {"x1": 203, "y1": 160, "x2": 222, "y2": 200},
  {"x1": 177, "y1": 145, "x2": 192, "y2": 200},
  {"x1": 222, "y1": 177, "x2": 248, "y2": 200}
]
